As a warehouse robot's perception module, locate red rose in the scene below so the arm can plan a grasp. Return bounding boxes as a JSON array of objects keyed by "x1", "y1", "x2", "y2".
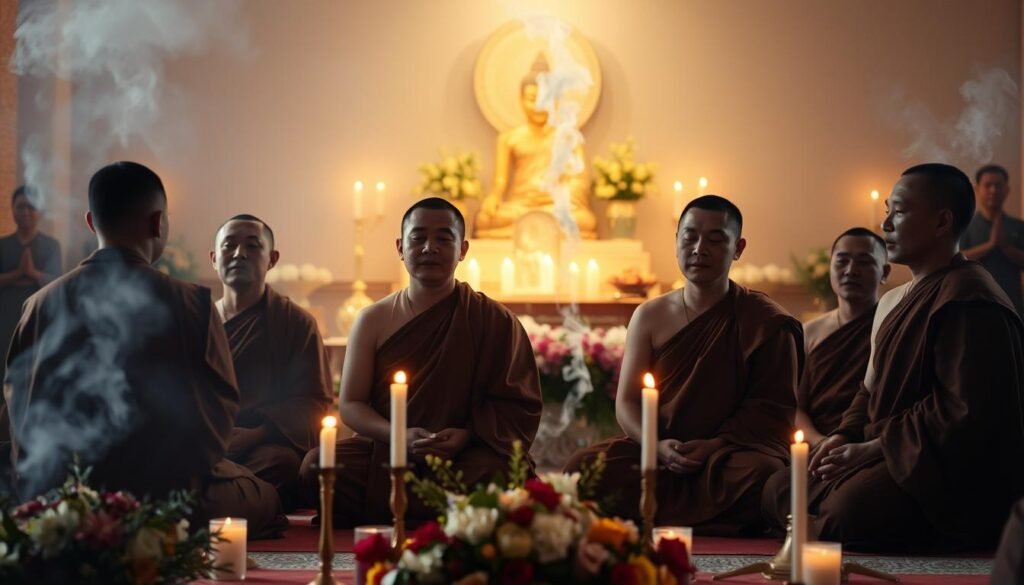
[
  {"x1": 102, "y1": 491, "x2": 140, "y2": 515},
  {"x1": 525, "y1": 478, "x2": 561, "y2": 510},
  {"x1": 407, "y1": 520, "x2": 448, "y2": 553},
  {"x1": 354, "y1": 533, "x2": 392, "y2": 565},
  {"x1": 500, "y1": 559, "x2": 534, "y2": 585},
  {"x1": 610, "y1": 562, "x2": 639, "y2": 585},
  {"x1": 656, "y1": 536, "x2": 696, "y2": 578},
  {"x1": 507, "y1": 506, "x2": 535, "y2": 527}
]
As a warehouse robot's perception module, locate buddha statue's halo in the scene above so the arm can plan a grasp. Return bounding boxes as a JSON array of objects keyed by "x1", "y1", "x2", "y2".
[{"x1": 474, "y1": 20, "x2": 602, "y2": 132}]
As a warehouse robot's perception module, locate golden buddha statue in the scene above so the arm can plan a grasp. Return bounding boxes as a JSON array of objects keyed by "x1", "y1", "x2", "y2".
[{"x1": 475, "y1": 54, "x2": 598, "y2": 239}]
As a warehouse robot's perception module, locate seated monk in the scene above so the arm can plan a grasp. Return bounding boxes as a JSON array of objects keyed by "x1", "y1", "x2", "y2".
[
  {"x1": 299, "y1": 197, "x2": 543, "y2": 526},
  {"x1": 0, "y1": 162, "x2": 285, "y2": 538},
  {"x1": 796, "y1": 228, "x2": 890, "y2": 446},
  {"x1": 763, "y1": 164, "x2": 1024, "y2": 551},
  {"x1": 209, "y1": 214, "x2": 332, "y2": 508},
  {"x1": 566, "y1": 195, "x2": 802, "y2": 535}
]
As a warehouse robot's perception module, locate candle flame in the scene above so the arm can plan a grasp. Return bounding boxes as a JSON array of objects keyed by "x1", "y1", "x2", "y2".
[
  {"x1": 643, "y1": 373, "x2": 656, "y2": 389},
  {"x1": 394, "y1": 371, "x2": 407, "y2": 384},
  {"x1": 376, "y1": 181, "x2": 385, "y2": 191},
  {"x1": 794, "y1": 430, "x2": 805, "y2": 444},
  {"x1": 870, "y1": 189, "x2": 880, "y2": 201},
  {"x1": 353, "y1": 180, "x2": 364, "y2": 192},
  {"x1": 698, "y1": 177, "x2": 709, "y2": 189},
  {"x1": 673, "y1": 180, "x2": 683, "y2": 192},
  {"x1": 322, "y1": 415, "x2": 337, "y2": 429}
]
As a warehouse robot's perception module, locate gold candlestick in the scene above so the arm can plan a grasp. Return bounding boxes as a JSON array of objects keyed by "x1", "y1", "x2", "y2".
[
  {"x1": 390, "y1": 466, "x2": 408, "y2": 562},
  {"x1": 641, "y1": 468, "x2": 657, "y2": 553},
  {"x1": 337, "y1": 214, "x2": 382, "y2": 335},
  {"x1": 308, "y1": 467, "x2": 340, "y2": 585}
]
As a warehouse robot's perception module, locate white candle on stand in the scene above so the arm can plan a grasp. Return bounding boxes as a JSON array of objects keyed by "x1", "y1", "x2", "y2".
[
  {"x1": 391, "y1": 371, "x2": 408, "y2": 467},
  {"x1": 501, "y1": 257, "x2": 515, "y2": 295},
  {"x1": 353, "y1": 180, "x2": 364, "y2": 220},
  {"x1": 568, "y1": 261, "x2": 580, "y2": 299},
  {"x1": 803, "y1": 542, "x2": 842, "y2": 585},
  {"x1": 466, "y1": 258, "x2": 481, "y2": 291},
  {"x1": 209, "y1": 517, "x2": 247, "y2": 581},
  {"x1": 641, "y1": 373, "x2": 658, "y2": 471},
  {"x1": 375, "y1": 181, "x2": 386, "y2": 218},
  {"x1": 319, "y1": 415, "x2": 337, "y2": 468},
  {"x1": 585, "y1": 258, "x2": 600, "y2": 299},
  {"x1": 541, "y1": 254, "x2": 555, "y2": 294},
  {"x1": 672, "y1": 181, "x2": 684, "y2": 220},
  {"x1": 870, "y1": 189, "x2": 880, "y2": 231},
  {"x1": 791, "y1": 430, "x2": 809, "y2": 582}
]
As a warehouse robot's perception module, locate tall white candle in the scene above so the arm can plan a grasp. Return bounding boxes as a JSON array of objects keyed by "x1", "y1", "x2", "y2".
[
  {"x1": 803, "y1": 542, "x2": 842, "y2": 585},
  {"x1": 375, "y1": 181, "x2": 386, "y2": 218},
  {"x1": 791, "y1": 430, "x2": 809, "y2": 582},
  {"x1": 501, "y1": 257, "x2": 515, "y2": 295},
  {"x1": 585, "y1": 258, "x2": 600, "y2": 299},
  {"x1": 568, "y1": 261, "x2": 580, "y2": 299},
  {"x1": 870, "y1": 189, "x2": 880, "y2": 231},
  {"x1": 319, "y1": 415, "x2": 337, "y2": 468},
  {"x1": 209, "y1": 517, "x2": 247, "y2": 581},
  {"x1": 353, "y1": 180, "x2": 364, "y2": 220},
  {"x1": 672, "y1": 180, "x2": 684, "y2": 220},
  {"x1": 390, "y1": 371, "x2": 408, "y2": 467},
  {"x1": 698, "y1": 176, "x2": 708, "y2": 196},
  {"x1": 541, "y1": 254, "x2": 555, "y2": 294},
  {"x1": 466, "y1": 258, "x2": 481, "y2": 291},
  {"x1": 641, "y1": 373, "x2": 658, "y2": 471}
]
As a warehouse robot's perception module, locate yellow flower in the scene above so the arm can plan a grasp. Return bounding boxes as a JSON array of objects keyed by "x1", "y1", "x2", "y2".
[
  {"x1": 461, "y1": 180, "x2": 480, "y2": 197},
  {"x1": 586, "y1": 518, "x2": 629, "y2": 551},
  {"x1": 628, "y1": 554, "x2": 658, "y2": 585},
  {"x1": 608, "y1": 163, "x2": 622, "y2": 183},
  {"x1": 442, "y1": 176, "x2": 457, "y2": 190},
  {"x1": 366, "y1": 562, "x2": 389, "y2": 584},
  {"x1": 443, "y1": 157, "x2": 458, "y2": 174},
  {"x1": 596, "y1": 184, "x2": 617, "y2": 199},
  {"x1": 427, "y1": 164, "x2": 442, "y2": 179},
  {"x1": 631, "y1": 182, "x2": 644, "y2": 194},
  {"x1": 623, "y1": 161, "x2": 635, "y2": 173},
  {"x1": 634, "y1": 164, "x2": 649, "y2": 182},
  {"x1": 617, "y1": 181, "x2": 627, "y2": 190},
  {"x1": 430, "y1": 180, "x2": 442, "y2": 192}
]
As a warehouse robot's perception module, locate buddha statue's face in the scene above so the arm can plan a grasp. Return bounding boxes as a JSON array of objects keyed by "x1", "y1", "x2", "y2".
[{"x1": 520, "y1": 84, "x2": 549, "y2": 127}]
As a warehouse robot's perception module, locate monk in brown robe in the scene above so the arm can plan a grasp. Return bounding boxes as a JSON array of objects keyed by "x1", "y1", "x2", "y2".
[
  {"x1": 0, "y1": 162, "x2": 285, "y2": 537},
  {"x1": 764, "y1": 164, "x2": 1024, "y2": 551},
  {"x1": 566, "y1": 195, "x2": 802, "y2": 535},
  {"x1": 299, "y1": 197, "x2": 542, "y2": 526},
  {"x1": 797, "y1": 228, "x2": 889, "y2": 446},
  {"x1": 991, "y1": 498, "x2": 1024, "y2": 584},
  {"x1": 210, "y1": 214, "x2": 332, "y2": 507}
]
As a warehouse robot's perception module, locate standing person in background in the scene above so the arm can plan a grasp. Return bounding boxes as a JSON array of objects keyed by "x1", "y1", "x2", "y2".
[{"x1": 961, "y1": 164, "x2": 1024, "y2": 314}]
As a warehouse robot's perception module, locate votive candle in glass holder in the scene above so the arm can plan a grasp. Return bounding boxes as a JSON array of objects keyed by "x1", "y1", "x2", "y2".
[
  {"x1": 209, "y1": 517, "x2": 247, "y2": 581},
  {"x1": 652, "y1": 526, "x2": 693, "y2": 554},
  {"x1": 803, "y1": 541, "x2": 842, "y2": 585},
  {"x1": 354, "y1": 525, "x2": 394, "y2": 585}
]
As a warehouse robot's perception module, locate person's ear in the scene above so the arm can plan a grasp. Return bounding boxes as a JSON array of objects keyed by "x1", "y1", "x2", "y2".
[
  {"x1": 148, "y1": 210, "x2": 164, "y2": 239},
  {"x1": 881, "y1": 263, "x2": 892, "y2": 283},
  {"x1": 268, "y1": 249, "x2": 280, "y2": 269},
  {"x1": 396, "y1": 238, "x2": 404, "y2": 260},
  {"x1": 85, "y1": 211, "x2": 96, "y2": 235},
  {"x1": 208, "y1": 249, "x2": 217, "y2": 269},
  {"x1": 734, "y1": 238, "x2": 747, "y2": 260},
  {"x1": 459, "y1": 239, "x2": 469, "y2": 262}
]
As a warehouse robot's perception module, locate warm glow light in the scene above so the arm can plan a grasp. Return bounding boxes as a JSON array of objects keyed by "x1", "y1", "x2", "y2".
[
  {"x1": 795, "y1": 430, "x2": 805, "y2": 444},
  {"x1": 588, "y1": 258, "x2": 598, "y2": 269},
  {"x1": 376, "y1": 181, "x2": 385, "y2": 191},
  {"x1": 354, "y1": 180, "x2": 364, "y2": 192},
  {"x1": 225, "y1": 517, "x2": 232, "y2": 527},
  {"x1": 503, "y1": 257, "x2": 513, "y2": 267},
  {"x1": 698, "y1": 177, "x2": 709, "y2": 189},
  {"x1": 673, "y1": 180, "x2": 683, "y2": 192},
  {"x1": 643, "y1": 373, "x2": 656, "y2": 389},
  {"x1": 569, "y1": 261, "x2": 579, "y2": 272},
  {"x1": 322, "y1": 415, "x2": 337, "y2": 429},
  {"x1": 870, "y1": 189, "x2": 879, "y2": 201},
  {"x1": 394, "y1": 371, "x2": 407, "y2": 384}
]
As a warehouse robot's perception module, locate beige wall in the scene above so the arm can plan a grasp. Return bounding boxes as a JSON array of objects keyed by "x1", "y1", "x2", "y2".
[
  {"x1": 0, "y1": 1, "x2": 16, "y2": 235},
  {"x1": 89, "y1": 0, "x2": 1020, "y2": 285}
]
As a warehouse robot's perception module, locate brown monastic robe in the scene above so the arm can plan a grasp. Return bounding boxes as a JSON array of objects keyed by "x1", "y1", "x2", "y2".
[
  {"x1": 566, "y1": 283, "x2": 801, "y2": 535},
  {"x1": 763, "y1": 256, "x2": 1024, "y2": 550},
  {"x1": 992, "y1": 498, "x2": 1024, "y2": 584},
  {"x1": 224, "y1": 286, "x2": 332, "y2": 497},
  {"x1": 300, "y1": 282, "x2": 543, "y2": 526},
  {"x1": 0, "y1": 249, "x2": 286, "y2": 537},
  {"x1": 799, "y1": 307, "x2": 875, "y2": 436}
]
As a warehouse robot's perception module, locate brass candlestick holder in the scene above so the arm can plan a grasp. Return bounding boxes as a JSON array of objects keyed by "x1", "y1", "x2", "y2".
[
  {"x1": 390, "y1": 466, "x2": 408, "y2": 562},
  {"x1": 308, "y1": 466, "x2": 340, "y2": 585},
  {"x1": 337, "y1": 213, "x2": 382, "y2": 336},
  {"x1": 641, "y1": 468, "x2": 657, "y2": 553}
]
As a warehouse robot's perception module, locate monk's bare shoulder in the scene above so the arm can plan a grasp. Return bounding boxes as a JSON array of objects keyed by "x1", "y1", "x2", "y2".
[
  {"x1": 351, "y1": 290, "x2": 402, "y2": 344},
  {"x1": 803, "y1": 310, "x2": 838, "y2": 353},
  {"x1": 877, "y1": 283, "x2": 909, "y2": 320}
]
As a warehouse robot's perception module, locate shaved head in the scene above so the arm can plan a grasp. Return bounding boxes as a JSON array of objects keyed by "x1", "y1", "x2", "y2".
[
  {"x1": 215, "y1": 214, "x2": 275, "y2": 249},
  {"x1": 88, "y1": 161, "x2": 166, "y2": 234}
]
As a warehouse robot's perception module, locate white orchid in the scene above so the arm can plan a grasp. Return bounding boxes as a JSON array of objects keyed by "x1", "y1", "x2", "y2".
[
  {"x1": 540, "y1": 471, "x2": 580, "y2": 500},
  {"x1": 399, "y1": 545, "x2": 445, "y2": 580},
  {"x1": 444, "y1": 505, "x2": 499, "y2": 545},
  {"x1": 24, "y1": 501, "x2": 81, "y2": 559}
]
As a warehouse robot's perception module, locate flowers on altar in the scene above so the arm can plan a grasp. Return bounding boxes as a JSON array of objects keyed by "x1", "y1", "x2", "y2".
[
  {"x1": 592, "y1": 138, "x2": 657, "y2": 201},
  {"x1": 791, "y1": 248, "x2": 836, "y2": 306},
  {"x1": 265, "y1": 262, "x2": 333, "y2": 286},
  {"x1": 356, "y1": 444, "x2": 696, "y2": 584},
  {"x1": 0, "y1": 465, "x2": 214, "y2": 584},
  {"x1": 154, "y1": 236, "x2": 198, "y2": 282},
  {"x1": 417, "y1": 150, "x2": 483, "y2": 200},
  {"x1": 519, "y1": 316, "x2": 626, "y2": 434}
]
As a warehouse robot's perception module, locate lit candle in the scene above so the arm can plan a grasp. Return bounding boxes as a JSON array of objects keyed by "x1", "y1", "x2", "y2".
[
  {"x1": 791, "y1": 430, "x2": 809, "y2": 582},
  {"x1": 390, "y1": 371, "x2": 408, "y2": 467},
  {"x1": 641, "y1": 373, "x2": 658, "y2": 471},
  {"x1": 672, "y1": 180, "x2": 684, "y2": 220},
  {"x1": 698, "y1": 176, "x2": 708, "y2": 196},
  {"x1": 209, "y1": 517, "x2": 247, "y2": 581},
  {"x1": 653, "y1": 526, "x2": 693, "y2": 554},
  {"x1": 803, "y1": 542, "x2": 842, "y2": 585},
  {"x1": 541, "y1": 254, "x2": 555, "y2": 294},
  {"x1": 501, "y1": 257, "x2": 515, "y2": 295},
  {"x1": 353, "y1": 180, "x2": 364, "y2": 220},
  {"x1": 319, "y1": 415, "x2": 337, "y2": 469},
  {"x1": 870, "y1": 189, "x2": 880, "y2": 231},
  {"x1": 568, "y1": 261, "x2": 580, "y2": 299},
  {"x1": 375, "y1": 181, "x2": 386, "y2": 218},
  {"x1": 466, "y1": 257, "x2": 481, "y2": 291},
  {"x1": 585, "y1": 258, "x2": 600, "y2": 299}
]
